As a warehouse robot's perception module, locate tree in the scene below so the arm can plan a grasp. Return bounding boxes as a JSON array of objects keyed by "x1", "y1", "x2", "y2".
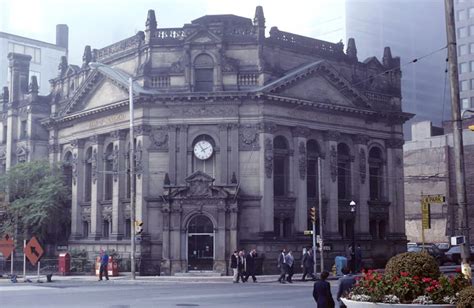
[{"x1": 0, "y1": 160, "x2": 70, "y2": 244}]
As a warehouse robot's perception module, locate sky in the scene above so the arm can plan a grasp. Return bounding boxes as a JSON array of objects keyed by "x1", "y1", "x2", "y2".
[{"x1": 0, "y1": 0, "x2": 339, "y2": 65}]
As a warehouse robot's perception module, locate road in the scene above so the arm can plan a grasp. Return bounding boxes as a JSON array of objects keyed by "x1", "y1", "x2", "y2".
[{"x1": 0, "y1": 279, "x2": 335, "y2": 308}]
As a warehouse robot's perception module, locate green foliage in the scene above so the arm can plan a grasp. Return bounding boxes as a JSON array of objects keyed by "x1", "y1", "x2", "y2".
[
  {"x1": 0, "y1": 160, "x2": 70, "y2": 243},
  {"x1": 457, "y1": 286, "x2": 474, "y2": 308},
  {"x1": 384, "y1": 251, "x2": 441, "y2": 280}
]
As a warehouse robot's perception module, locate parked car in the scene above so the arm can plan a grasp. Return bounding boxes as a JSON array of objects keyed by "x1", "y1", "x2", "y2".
[
  {"x1": 445, "y1": 245, "x2": 474, "y2": 264},
  {"x1": 407, "y1": 245, "x2": 447, "y2": 265},
  {"x1": 434, "y1": 242, "x2": 450, "y2": 253}
]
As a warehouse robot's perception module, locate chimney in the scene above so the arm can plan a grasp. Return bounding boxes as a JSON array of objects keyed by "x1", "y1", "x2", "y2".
[
  {"x1": 56, "y1": 24, "x2": 69, "y2": 53},
  {"x1": 382, "y1": 46, "x2": 393, "y2": 67},
  {"x1": 8, "y1": 53, "x2": 31, "y2": 103}
]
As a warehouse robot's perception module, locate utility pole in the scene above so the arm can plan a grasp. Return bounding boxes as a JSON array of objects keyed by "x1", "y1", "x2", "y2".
[
  {"x1": 129, "y1": 77, "x2": 136, "y2": 280},
  {"x1": 444, "y1": 0, "x2": 471, "y2": 278},
  {"x1": 317, "y1": 157, "x2": 324, "y2": 272}
]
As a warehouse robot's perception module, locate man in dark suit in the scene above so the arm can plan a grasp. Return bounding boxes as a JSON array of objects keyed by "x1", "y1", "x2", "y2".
[
  {"x1": 230, "y1": 251, "x2": 239, "y2": 283},
  {"x1": 313, "y1": 271, "x2": 334, "y2": 308},
  {"x1": 337, "y1": 267, "x2": 356, "y2": 308},
  {"x1": 277, "y1": 249, "x2": 287, "y2": 283},
  {"x1": 244, "y1": 249, "x2": 258, "y2": 282},
  {"x1": 302, "y1": 248, "x2": 316, "y2": 281}
]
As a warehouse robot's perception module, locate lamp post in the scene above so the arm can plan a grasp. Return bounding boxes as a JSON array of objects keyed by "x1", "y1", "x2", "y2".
[
  {"x1": 88, "y1": 62, "x2": 156, "y2": 280},
  {"x1": 349, "y1": 200, "x2": 356, "y2": 274}
]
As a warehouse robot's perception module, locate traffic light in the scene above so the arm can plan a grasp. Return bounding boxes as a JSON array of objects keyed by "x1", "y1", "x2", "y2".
[
  {"x1": 135, "y1": 220, "x2": 144, "y2": 235},
  {"x1": 309, "y1": 207, "x2": 317, "y2": 224}
]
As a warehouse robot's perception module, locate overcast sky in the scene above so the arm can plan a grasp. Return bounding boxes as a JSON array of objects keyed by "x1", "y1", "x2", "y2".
[{"x1": 0, "y1": 0, "x2": 340, "y2": 64}]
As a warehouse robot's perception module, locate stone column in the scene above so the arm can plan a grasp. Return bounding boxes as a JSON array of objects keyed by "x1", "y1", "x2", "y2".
[
  {"x1": 110, "y1": 130, "x2": 127, "y2": 240},
  {"x1": 229, "y1": 203, "x2": 238, "y2": 254},
  {"x1": 354, "y1": 135, "x2": 370, "y2": 235},
  {"x1": 324, "y1": 131, "x2": 340, "y2": 237},
  {"x1": 386, "y1": 138, "x2": 405, "y2": 236},
  {"x1": 89, "y1": 135, "x2": 105, "y2": 240},
  {"x1": 259, "y1": 122, "x2": 276, "y2": 234},
  {"x1": 70, "y1": 139, "x2": 84, "y2": 239},
  {"x1": 176, "y1": 125, "x2": 188, "y2": 185},
  {"x1": 229, "y1": 124, "x2": 239, "y2": 182},
  {"x1": 218, "y1": 124, "x2": 229, "y2": 185},
  {"x1": 161, "y1": 204, "x2": 171, "y2": 275},
  {"x1": 292, "y1": 127, "x2": 309, "y2": 233},
  {"x1": 215, "y1": 200, "x2": 227, "y2": 274},
  {"x1": 169, "y1": 203, "x2": 182, "y2": 274}
]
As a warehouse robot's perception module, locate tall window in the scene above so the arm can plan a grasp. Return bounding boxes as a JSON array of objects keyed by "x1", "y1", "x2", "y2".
[
  {"x1": 273, "y1": 136, "x2": 289, "y2": 197},
  {"x1": 104, "y1": 143, "x2": 114, "y2": 201},
  {"x1": 83, "y1": 221, "x2": 89, "y2": 238},
  {"x1": 306, "y1": 140, "x2": 320, "y2": 198},
  {"x1": 103, "y1": 220, "x2": 110, "y2": 238},
  {"x1": 194, "y1": 54, "x2": 214, "y2": 92},
  {"x1": 20, "y1": 120, "x2": 27, "y2": 139},
  {"x1": 337, "y1": 143, "x2": 351, "y2": 200},
  {"x1": 125, "y1": 219, "x2": 131, "y2": 238},
  {"x1": 63, "y1": 152, "x2": 73, "y2": 190},
  {"x1": 369, "y1": 147, "x2": 383, "y2": 201},
  {"x1": 84, "y1": 147, "x2": 92, "y2": 202}
]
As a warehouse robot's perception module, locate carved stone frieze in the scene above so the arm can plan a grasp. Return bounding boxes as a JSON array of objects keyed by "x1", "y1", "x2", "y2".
[
  {"x1": 330, "y1": 145, "x2": 337, "y2": 182},
  {"x1": 354, "y1": 134, "x2": 370, "y2": 145},
  {"x1": 239, "y1": 124, "x2": 260, "y2": 151},
  {"x1": 150, "y1": 126, "x2": 168, "y2": 151},
  {"x1": 169, "y1": 105, "x2": 237, "y2": 118},
  {"x1": 298, "y1": 141, "x2": 306, "y2": 180},
  {"x1": 359, "y1": 148, "x2": 367, "y2": 184},
  {"x1": 324, "y1": 130, "x2": 341, "y2": 142},
  {"x1": 264, "y1": 137, "x2": 273, "y2": 178},
  {"x1": 292, "y1": 126, "x2": 310, "y2": 138}
]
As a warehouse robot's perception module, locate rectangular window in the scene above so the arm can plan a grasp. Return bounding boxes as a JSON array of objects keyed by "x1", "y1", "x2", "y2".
[
  {"x1": 460, "y1": 62, "x2": 469, "y2": 73},
  {"x1": 194, "y1": 68, "x2": 213, "y2": 92},
  {"x1": 459, "y1": 27, "x2": 468, "y2": 38},
  {"x1": 458, "y1": 9, "x2": 467, "y2": 21},
  {"x1": 20, "y1": 120, "x2": 27, "y2": 139},
  {"x1": 7, "y1": 42, "x2": 41, "y2": 64},
  {"x1": 461, "y1": 80, "x2": 469, "y2": 91},
  {"x1": 459, "y1": 44, "x2": 468, "y2": 55},
  {"x1": 462, "y1": 98, "x2": 469, "y2": 109},
  {"x1": 125, "y1": 219, "x2": 131, "y2": 238}
]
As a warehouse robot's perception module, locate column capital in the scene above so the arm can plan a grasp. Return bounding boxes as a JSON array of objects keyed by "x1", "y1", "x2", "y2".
[
  {"x1": 292, "y1": 126, "x2": 310, "y2": 138},
  {"x1": 134, "y1": 124, "x2": 152, "y2": 136},
  {"x1": 259, "y1": 122, "x2": 277, "y2": 134},
  {"x1": 89, "y1": 134, "x2": 106, "y2": 145},
  {"x1": 71, "y1": 138, "x2": 85, "y2": 149},
  {"x1": 110, "y1": 130, "x2": 127, "y2": 141},
  {"x1": 354, "y1": 134, "x2": 370, "y2": 145}
]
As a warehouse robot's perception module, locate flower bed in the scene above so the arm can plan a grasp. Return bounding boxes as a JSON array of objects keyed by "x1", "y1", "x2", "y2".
[{"x1": 342, "y1": 252, "x2": 470, "y2": 306}]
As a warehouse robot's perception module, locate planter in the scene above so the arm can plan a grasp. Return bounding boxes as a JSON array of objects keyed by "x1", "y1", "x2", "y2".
[{"x1": 341, "y1": 299, "x2": 455, "y2": 308}]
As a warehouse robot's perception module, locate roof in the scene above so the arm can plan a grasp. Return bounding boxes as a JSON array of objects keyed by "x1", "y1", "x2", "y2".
[
  {"x1": 191, "y1": 14, "x2": 252, "y2": 27},
  {"x1": 0, "y1": 32, "x2": 66, "y2": 51}
]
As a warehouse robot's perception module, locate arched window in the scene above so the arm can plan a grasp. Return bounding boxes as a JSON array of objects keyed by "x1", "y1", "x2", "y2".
[
  {"x1": 307, "y1": 140, "x2": 320, "y2": 198},
  {"x1": 337, "y1": 143, "x2": 351, "y2": 200},
  {"x1": 194, "y1": 54, "x2": 214, "y2": 92},
  {"x1": 273, "y1": 136, "x2": 289, "y2": 197},
  {"x1": 188, "y1": 215, "x2": 214, "y2": 233},
  {"x1": 104, "y1": 143, "x2": 114, "y2": 201},
  {"x1": 84, "y1": 147, "x2": 92, "y2": 202},
  {"x1": 192, "y1": 134, "x2": 216, "y2": 177},
  {"x1": 369, "y1": 147, "x2": 383, "y2": 201},
  {"x1": 63, "y1": 152, "x2": 73, "y2": 190}
]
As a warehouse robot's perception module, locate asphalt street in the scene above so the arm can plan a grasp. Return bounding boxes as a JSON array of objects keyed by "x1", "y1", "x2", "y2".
[{"x1": 0, "y1": 279, "x2": 335, "y2": 308}]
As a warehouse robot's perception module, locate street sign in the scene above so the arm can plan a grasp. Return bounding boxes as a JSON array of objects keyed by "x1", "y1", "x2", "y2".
[
  {"x1": 0, "y1": 234, "x2": 14, "y2": 259},
  {"x1": 421, "y1": 202, "x2": 431, "y2": 229},
  {"x1": 304, "y1": 230, "x2": 313, "y2": 235},
  {"x1": 421, "y1": 194, "x2": 445, "y2": 204},
  {"x1": 24, "y1": 236, "x2": 44, "y2": 266}
]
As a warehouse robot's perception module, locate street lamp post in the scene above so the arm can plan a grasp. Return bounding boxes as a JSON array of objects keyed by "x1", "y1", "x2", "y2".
[
  {"x1": 88, "y1": 62, "x2": 157, "y2": 280},
  {"x1": 349, "y1": 200, "x2": 356, "y2": 274}
]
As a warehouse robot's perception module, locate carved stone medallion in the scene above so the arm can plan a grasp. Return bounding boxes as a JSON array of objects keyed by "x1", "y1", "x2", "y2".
[{"x1": 239, "y1": 124, "x2": 259, "y2": 151}]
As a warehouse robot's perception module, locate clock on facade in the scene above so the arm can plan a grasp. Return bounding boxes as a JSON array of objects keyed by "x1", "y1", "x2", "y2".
[{"x1": 193, "y1": 140, "x2": 213, "y2": 160}]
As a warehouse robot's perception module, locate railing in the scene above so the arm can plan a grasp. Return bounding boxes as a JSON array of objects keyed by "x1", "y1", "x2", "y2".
[
  {"x1": 238, "y1": 73, "x2": 258, "y2": 86},
  {"x1": 268, "y1": 27, "x2": 345, "y2": 57},
  {"x1": 365, "y1": 91, "x2": 393, "y2": 103},
  {"x1": 151, "y1": 76, "x2": 170, "y2": 88},
  {"x1": 152, "y1": 28, "x2": 186, "y2": 40},
  {"x1": 95, "y1": 35, "x2": 143, "y2": 61}
]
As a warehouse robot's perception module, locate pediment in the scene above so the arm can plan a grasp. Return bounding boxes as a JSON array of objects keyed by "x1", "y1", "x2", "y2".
[
  {"x1": 185, "y1": 170, "x2": 215, "y2": 184},
  {"x1": 185, "y1": 29, "x2": 221, "y2": 44},
  {"x1": 363, "y1": 57, "x2": 384, "y2": 70},
  {"x1": 75, "y1": 79, "x2": 128, "y2": 112}
]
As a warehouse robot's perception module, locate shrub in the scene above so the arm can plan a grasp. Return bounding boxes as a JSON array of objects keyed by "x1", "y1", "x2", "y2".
[
  {"x1": 384, "y1": 251, "x2": 440, "y2": 280},
  {"x1": 457, "y1": 286, "x2": 474, "y2": 308}
]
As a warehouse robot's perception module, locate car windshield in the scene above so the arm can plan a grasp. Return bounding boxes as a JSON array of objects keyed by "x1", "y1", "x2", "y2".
[
  {"x1": 408, "y1": 247, "x2": 422, "y2": 252},
  {"x1": 447, "y1": 246, "x2": 461, "y2": 253}
]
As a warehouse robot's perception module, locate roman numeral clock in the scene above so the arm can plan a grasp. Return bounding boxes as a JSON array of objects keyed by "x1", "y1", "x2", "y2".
[{"x1": 193, "y1": 140, "x2": 213, "y2": 160}]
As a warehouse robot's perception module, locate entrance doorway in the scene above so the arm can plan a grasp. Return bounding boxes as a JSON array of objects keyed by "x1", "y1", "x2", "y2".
[{"x1": 187, "y1": 215, "x2": 214, "y2": 271}]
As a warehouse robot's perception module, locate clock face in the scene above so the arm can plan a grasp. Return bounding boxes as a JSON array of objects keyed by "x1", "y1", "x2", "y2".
[{"x1": 193, "y1": 140, "x2": 213, "y2": 160}]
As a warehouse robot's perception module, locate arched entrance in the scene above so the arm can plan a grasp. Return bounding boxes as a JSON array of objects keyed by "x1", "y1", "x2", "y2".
[{"x1": 187, "y1": 215, "x2": 214, "y2": 271}]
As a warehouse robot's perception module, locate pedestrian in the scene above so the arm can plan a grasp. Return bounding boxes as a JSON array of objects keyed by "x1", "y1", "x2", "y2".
[
  {"x1": 337, "y1": 267, "x2": 356, "y2": 308},
  {"x1": 302, "y1": 247, "x2": 316, "y2": 281},
  {"x1": 244, "y1": 249, "x2": 258, "y2": 282},
  {"x1": 346, "y1": 244, "x2": 354, "y2": 274},
  {"x1": 285, "y1": 250, "x2": 295, "y2": 283},
  {"x1": 230, "y1": 250, "x2": 239, "y2": 283},
  {"x1": 98, "y1": 250, "x2": 109, "y2": 281},
  {"x1": 313, "y1": 271, "x2": 335, "y2": 308},
  {"x1": 355, "y1": 244, "x2": 362, "y2": 273},
  {"x1": 277, "y1": 249, "x2": 287, "y2": 283},
  {"x1": 238, "y1": 250, "x2": 247, "y2": 283}
]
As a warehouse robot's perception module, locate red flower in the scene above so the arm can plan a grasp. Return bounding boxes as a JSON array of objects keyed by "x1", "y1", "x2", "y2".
[
  {"x1": 400, "y1": 272, "x2": 409, "y2": 277},
  {"x1": 422, "y1": 277, "x2": 432, "y2": 283},
  {"x1": 404, "y1": 283, "x2": 409, "y2": 287},
  {"x1": 413, "y1": 276, "x2": 419, "y2": 280}
]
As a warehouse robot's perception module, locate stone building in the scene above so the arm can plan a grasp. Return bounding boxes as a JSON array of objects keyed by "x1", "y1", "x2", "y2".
[
  {"x1": 404, "y1": 121, "x2": 474, "y2": 244},
  {"x1": 1, "y1": 7, "x2": 411, "y2": 274}
]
